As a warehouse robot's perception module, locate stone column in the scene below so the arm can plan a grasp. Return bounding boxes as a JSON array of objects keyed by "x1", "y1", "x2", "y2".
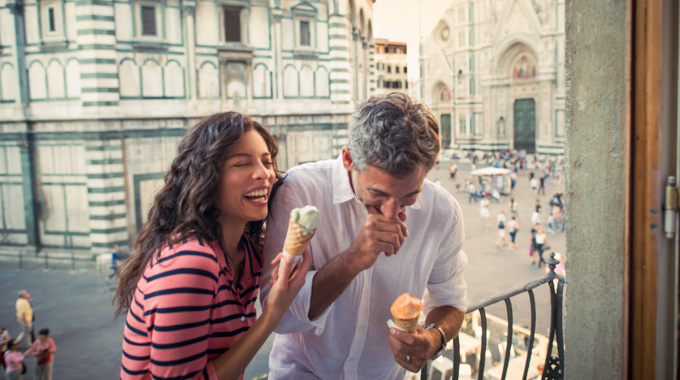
[
  {"x1": 328, "y1": 14, "x2": 352, "y2": 109},
  {"x1": 85, "y1": 133, "x2": 128, "y2": 253},
  {"x1": 76, "y1": 0, "x2": 120, "y2": 112}
]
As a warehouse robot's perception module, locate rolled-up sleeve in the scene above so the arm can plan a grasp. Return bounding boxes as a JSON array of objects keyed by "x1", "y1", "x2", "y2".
[
  {"x1": 423, "y1": 197, "x2": 468, "y2": 314},
  {"x1": 261, "y1": 180, "x2": 333, "y2": 334}
]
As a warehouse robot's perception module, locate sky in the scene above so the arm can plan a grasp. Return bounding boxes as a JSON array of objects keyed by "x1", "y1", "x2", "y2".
[{"x1": 372, "y1": 0, "x2": 452, "y2": 81}]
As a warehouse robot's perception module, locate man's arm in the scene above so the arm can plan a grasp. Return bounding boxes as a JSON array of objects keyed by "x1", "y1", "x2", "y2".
[
  {"x1": 308, "y1": 212, "x2": 408, "y2": 319},
  {"x1": 387, "y1": 305, "x2": 465, "y2": 372}
]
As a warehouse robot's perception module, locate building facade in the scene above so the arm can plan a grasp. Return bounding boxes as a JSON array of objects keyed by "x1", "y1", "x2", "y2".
[
  {"x1": 0, "y1": 0, "x2": 374, "y2": 253},
  {"x1": 373, "y1": 39, "x2": 408, "y2": 96},
  {"x1": 421, "y1": 0, "x2": 565, "y2": 154}
]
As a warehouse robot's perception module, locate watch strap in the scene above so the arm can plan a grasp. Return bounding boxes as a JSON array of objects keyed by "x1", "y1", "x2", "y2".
[{"x1": 425, "y1": 323, "x2": 447, "y2": 358}]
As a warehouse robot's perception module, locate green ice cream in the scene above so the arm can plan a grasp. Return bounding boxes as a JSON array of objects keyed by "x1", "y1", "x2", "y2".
[{"x1": 291, "y1": 205, "x2": 319, "y2": 235}]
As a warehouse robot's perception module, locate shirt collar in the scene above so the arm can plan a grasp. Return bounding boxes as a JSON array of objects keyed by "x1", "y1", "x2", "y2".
[{"x1": 331, "y1": 155, "x2": 423, "y2": 210}]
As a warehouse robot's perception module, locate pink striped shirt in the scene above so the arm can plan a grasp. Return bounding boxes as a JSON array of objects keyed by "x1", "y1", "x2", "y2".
[{"x1": 121, "y1": 235, "x2": 262, "y2": 380}]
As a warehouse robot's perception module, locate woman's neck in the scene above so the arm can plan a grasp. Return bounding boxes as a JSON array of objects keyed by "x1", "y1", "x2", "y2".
[{"x1": 220, "y1": 222, "x2": 246, "y2": 263}]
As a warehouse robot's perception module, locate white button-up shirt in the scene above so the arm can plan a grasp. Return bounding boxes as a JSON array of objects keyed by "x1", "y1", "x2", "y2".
[{"x1": 261, "y1": 156, "x2": 468, "y2": 380}]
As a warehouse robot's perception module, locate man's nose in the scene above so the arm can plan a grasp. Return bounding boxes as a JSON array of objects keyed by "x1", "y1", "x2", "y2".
[{"x1": 380, "y1": 199, "x2": 401, "y2": 220}]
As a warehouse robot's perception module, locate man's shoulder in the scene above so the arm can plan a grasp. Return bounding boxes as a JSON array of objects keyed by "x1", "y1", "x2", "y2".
[{"x1": 283, "y1": 160, "x2": 335, "y2": 187}]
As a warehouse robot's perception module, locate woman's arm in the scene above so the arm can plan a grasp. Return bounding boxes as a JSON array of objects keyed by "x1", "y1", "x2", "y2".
[{"x1": 211, "y1": 249, "x2": 311, "y2": 380}]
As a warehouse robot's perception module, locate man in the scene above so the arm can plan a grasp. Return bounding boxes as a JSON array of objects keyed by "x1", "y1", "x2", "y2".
[
  {"x1": 261, "y1": 93, "x2": 468, "y2": 378},
  {"x1": 15, "y1": 289, "x2": 34, "y2": 347}
]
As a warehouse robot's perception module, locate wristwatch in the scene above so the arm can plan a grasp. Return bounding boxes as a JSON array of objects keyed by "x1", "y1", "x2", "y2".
[{"x1": 425, "y1": 323, "x2": 447, "y2": 359}]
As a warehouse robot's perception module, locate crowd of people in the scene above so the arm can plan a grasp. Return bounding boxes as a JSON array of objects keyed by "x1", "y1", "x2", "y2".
[
  {"x1": 2, "y1": 290, "x2": 57, "y2": 380},
  {"x1": 443, "y1": 147, "x2": 567, "y2": 277}
]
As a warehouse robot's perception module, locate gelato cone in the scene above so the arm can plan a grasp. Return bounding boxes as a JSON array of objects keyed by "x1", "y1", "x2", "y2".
[
  {"x1": 390, "y1": 293, "x2": 423, "y2": 333},
  {"x1": 279, "y1": 205, "x2": 319, "y2": 275},
  {"x1": 283, "y1": 205, "x2": 319, "y2": 256}
]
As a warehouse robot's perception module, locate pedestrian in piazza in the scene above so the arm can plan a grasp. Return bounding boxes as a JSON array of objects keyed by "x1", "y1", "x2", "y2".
[
  {"x1": 27, "y1": 328, "x2": 57, "y2": 380},
  {"x1": 449, "y1": 162, "x2": 457, "y2": 180},
  {"x1": 480, "y1": 196, "x2": 491, "y2": 226},
  {"x1": 531, "y1": 207, "x2": 541, "y2": 227},
  {"x1": 538, "y1": 173, "x2": 546, "y2": 196},
  {"x1": 15, "y1": 291, "x2": 34, "y2": 349},
  {"x1": 510, "y1": 197, "x2": 518, "y2": 217},
  {"x1": 3, "y1": 339, "x2": 26, "y2": 380},
  {"x1": 507, "y1": 216, "x2": 520, "y2": 251},
  {"x1": 496, "y1": 211, "x2": 507, "y2": 248},
  {"x1": 534, "y1": 226, "x2": 548, "y2": 268},
  {"x1": 530, "y1": 177, "x2": 539, "y2": 195}
]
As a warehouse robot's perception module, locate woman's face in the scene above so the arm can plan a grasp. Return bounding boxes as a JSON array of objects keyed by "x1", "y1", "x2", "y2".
[
  {"x1": 39, "y1": 334, "x2": 47, "y2": 342},
  {"x1": 216, "y1": 130, "x2": 275, "y2": 229}
]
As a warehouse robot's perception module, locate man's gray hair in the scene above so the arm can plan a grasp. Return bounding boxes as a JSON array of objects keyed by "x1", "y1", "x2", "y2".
[
  {"x1": 348, "y1": 92, "x2": 440, "y2": 177},
  {"x1": 18, "y1": 290, "x2": 27, "y2": 297}
]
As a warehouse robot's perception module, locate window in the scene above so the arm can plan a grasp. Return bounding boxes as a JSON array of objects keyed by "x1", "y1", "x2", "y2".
[
  {"x1": 292, "y1": 3, "x2": 317, "y2": 52},
  {"x1": 40, "y1": 0, "x2": 65, "y2": 42},
  {"x1": 470, "y1": 77, "x2": 475, "y2": 95},
  {"x1": 459, "y1": 116, "x2": 467, "y2": 134},
  {"x1": 141, "y1": 6, "x2": 156, "y2": 36},
  {"x1": 299, "y1": 20, "x2": 311, "y2": 46},
  {"x1": 134, "y1": 2, "x2": 164, "y2": 41},
  {"x1": 396, "y1": 66, "x2": 400, "y2": 73},
  {"x1": 47, "y1": 7, "x2": 56, "y2": 33},
  {"x1": 224, "y1": 8, "x2": 241, "y2": 43},
  {"x1": 405, "y1": 81, "x2": 409, "y2": 89},
  {"x1": 387, "y1": 65, "x2": 391, "y2": 73},
  {"x1": 385, "y1": 81, "x2": 391, "y2": 88},
  {"x1": 404, "y1": 66, "x2": 407, "y2": 74}
]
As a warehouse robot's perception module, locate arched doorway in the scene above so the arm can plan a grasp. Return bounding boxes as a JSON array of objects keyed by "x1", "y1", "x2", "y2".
[{"x1": 513, "y1": 98, "x2": 536, "y2": 153}]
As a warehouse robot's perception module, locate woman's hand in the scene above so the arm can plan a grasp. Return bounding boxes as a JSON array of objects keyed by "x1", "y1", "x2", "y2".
[{"x1": 264, "y1": 248, "x2": 312, "y2": 322}]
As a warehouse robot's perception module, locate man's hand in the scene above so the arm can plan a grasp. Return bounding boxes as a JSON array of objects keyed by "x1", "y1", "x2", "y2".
[
  {"x1": 387, "y1": 325, "x2": 441, "y2": 372},
  {"x1": 345, "y1": 211, "x2": 408, "y2": 272}
]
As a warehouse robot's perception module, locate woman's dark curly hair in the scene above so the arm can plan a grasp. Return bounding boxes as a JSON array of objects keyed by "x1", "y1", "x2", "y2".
[{"x1": 114, "y1": 112, "x2": 282, "y2": 316}]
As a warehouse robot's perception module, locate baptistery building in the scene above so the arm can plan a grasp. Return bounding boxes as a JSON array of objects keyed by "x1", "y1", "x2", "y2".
[
  {"x1": 421, "y1": 0, "x2": 565, "y2": 154},
  {"x1": 0, "y1": 0, "x2": 374, "y2": 253}
]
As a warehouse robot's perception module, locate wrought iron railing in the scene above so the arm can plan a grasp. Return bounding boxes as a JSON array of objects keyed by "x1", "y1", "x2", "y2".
[{"x1": 421, "y1": 253, "x2": 565, "y2": 380}]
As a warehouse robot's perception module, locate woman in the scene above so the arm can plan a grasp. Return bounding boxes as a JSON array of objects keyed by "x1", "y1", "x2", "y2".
[
  {"x1": 535, "y1": 226, "x2": 548, "y2": 268},
  {"x1": 28, "y1": 329, "x2": 56, "y2": 380},
  {"x1": 114, "y1": 112, "x2": 311, "y2": 380},
  {"x1": 3, "y1": 339, "x2": 25, "y2": 380}
]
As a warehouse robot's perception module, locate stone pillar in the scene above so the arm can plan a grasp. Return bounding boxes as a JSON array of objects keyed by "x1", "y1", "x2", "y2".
[
  {"x1": 183, "y1": 0, "x2": 197, "y2": 101},
  {"x1": 76, "y1": 0, "x2": 120, "y2": 112},
  {"x1": 85, "y1": 134, "x2": 129, "y2": 252},
  {"x1": 328, "y1": 14, "x2": 352, "y2": 109}
]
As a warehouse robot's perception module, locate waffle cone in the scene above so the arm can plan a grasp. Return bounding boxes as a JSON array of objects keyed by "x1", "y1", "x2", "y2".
[
  {"x1": 393, "y1": 317, "x2": 419, "y2": 333},
  {"x1": 283, "y1": 216, "x2": 315, "y2": 256}
]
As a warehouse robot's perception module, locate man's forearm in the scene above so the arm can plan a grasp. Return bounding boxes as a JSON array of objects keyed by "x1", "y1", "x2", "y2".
[
  {"x1": 424, "y1": 306, "x2": 465, "y2": 355},
  {"x1": 308, "y1": 251, "x2": 362, "y2": 320}
]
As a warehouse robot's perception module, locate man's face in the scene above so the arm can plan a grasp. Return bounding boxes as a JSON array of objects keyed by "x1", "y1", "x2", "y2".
[{"x1": 342, "y1": 148, "x2": 427, "y2": 220}]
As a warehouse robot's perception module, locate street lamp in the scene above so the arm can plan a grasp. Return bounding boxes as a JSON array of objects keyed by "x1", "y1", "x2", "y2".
[{"x1": 452, "y1": 69, "x2": 463, "y2": 151}]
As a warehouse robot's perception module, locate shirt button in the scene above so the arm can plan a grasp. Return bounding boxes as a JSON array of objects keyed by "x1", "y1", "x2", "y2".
[{"x1": 241, "y1": 316, "x2": 246, "y2": 322}]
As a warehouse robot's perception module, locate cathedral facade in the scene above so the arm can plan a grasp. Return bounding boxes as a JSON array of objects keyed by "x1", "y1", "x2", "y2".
[
  {"x1": 0, "y1": 0, "x2": 374, "y2": 253},
  {"x1": 421, "y1": 0, "x2": 565, "y2": 154}
]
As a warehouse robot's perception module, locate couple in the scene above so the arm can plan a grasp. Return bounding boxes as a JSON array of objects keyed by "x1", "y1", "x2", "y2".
[{"x1": 114, "y1": 92, "x2": 468, "y2": 380}]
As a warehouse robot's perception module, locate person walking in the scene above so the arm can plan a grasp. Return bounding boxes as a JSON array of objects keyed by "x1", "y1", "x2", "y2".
[
  {"x1": 496, "y1": 211, "x2": 507, "y2": 248},
  {"x1": 531, "y1": 208, "x2": 541, "y2": 227},
  {"x1": 535, "y1": 226, "x2": 548, "y2": 268},
  {"x1": 538, "y1": 173, "x2": 546, "y2": 196},
  {"x1": 510, "y1": 198, "x2": 518, "y2": 217},
  {"x1": 3, "y1": 339, "x2": 25, "y2": 380},
  {"x1": 105, "y1": 244, "x2": 120, "y2": 282},
  {"x1": 15, "y1": 291, "x2": 33, "y2": 349},
  {"x1": 480, "y1": 196, "x2": 491, "y2": 226},
  {"x1": 449, "y1": 162, "x2": 457, "y2": 180},
  {"x1": 508, "y1": 216, "x2": 520, "y2": 251},
  {"x1": 0, "y1": 327, "x2": 11, "y2": 369},
  {"x1": 27, "y1": 329, "x2": 56, "y2": 380}
]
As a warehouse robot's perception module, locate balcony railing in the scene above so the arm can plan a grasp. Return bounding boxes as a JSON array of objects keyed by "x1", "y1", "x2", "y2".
[{"x1": 421, "y1": 253, "x2": 565, "y2": 380}]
